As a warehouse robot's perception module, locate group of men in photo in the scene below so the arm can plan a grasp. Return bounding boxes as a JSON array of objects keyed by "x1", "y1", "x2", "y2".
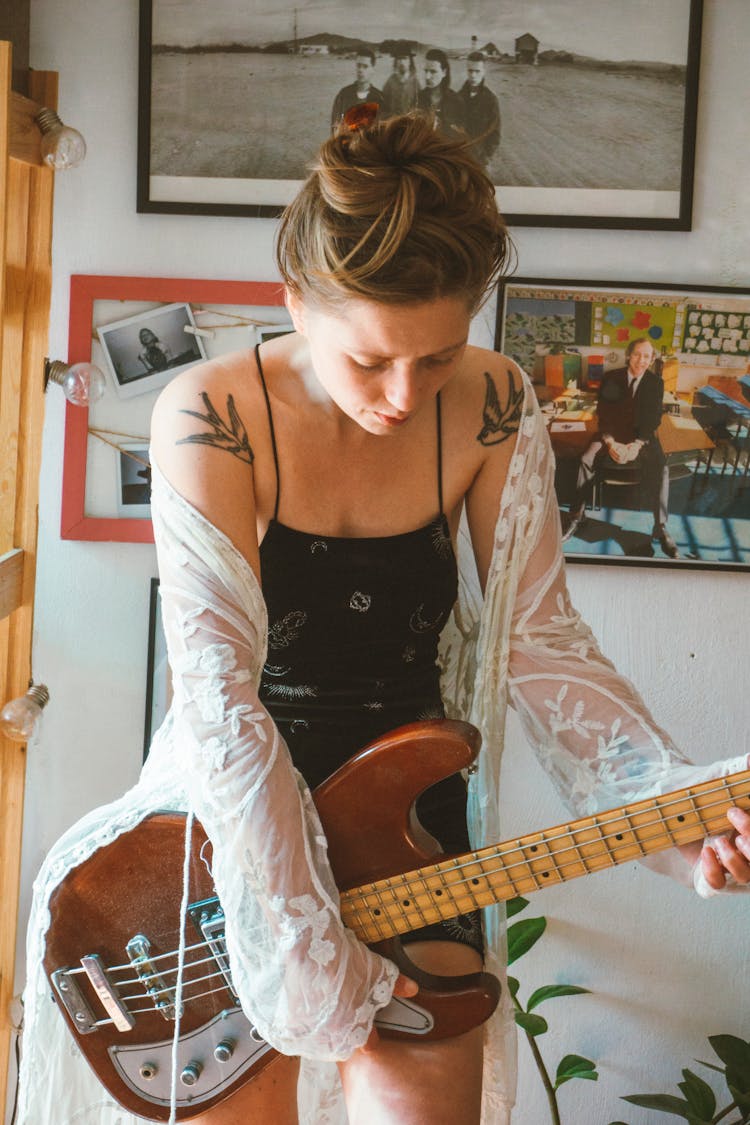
[{"x1": 331, "y1": 46, "x2": 501, "y2": 167}]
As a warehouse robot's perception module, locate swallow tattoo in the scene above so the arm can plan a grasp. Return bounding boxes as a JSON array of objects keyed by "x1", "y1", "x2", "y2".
[
  {"x1": 177, "y1": 392, "x2": 254, "y2": 465},
  {"x1": 476, "y1": 370, "x2": 524, "y2": 446}
]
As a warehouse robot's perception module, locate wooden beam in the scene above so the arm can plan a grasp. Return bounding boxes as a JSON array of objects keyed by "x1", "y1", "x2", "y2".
[
  {"x1": 0, "y1": 46, "x2": 57, "y2": 1120},
  {"x1": 0, "y1": 549, "x2": 23, "y2": 620}
]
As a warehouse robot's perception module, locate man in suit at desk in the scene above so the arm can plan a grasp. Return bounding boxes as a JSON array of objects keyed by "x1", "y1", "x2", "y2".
[{"x1": 564, "y1": 337, "x2": 677, "y2": 557}]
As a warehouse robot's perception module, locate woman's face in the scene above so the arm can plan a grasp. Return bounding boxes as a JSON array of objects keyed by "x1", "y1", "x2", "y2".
[{"x1": 286, "y1": 293, "x2": 471, "y2": 435}]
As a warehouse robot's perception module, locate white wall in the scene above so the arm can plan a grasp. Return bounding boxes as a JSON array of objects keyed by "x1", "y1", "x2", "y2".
[{"x1": 11, "y1": 2, "x2": 749, "y2": 1123}]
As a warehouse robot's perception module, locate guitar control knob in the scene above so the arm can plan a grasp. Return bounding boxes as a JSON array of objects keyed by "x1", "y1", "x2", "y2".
[
  {"x1": 180, "y1": 1061, "x2": 202, "y2": 1086},
  {"x1": 214, "y1": 1038, "x2": 235, "y2": 1063},
  {"x1": 139, "y1": 1062, "x2": 158, "y2": 1081}
]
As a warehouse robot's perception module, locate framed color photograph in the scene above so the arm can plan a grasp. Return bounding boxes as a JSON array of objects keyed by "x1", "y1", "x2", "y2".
[
  {"x1": 61, "y1": 274, "x2": 288, "y2": 542},
  {"x1": 137, "y1": 0, "x2": 702, "y2": 229},
  {"x1": 496, "y1": 278, "x2": 750, "y2": 571}
]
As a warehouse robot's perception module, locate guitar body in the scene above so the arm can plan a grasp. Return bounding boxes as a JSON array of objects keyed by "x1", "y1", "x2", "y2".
[
  {"x1": 43, "y1": 719, "x2": 498, "y2": 1121},
  {"x1": 46, "y1": 716, "x2": 749, "y2": 1121}
]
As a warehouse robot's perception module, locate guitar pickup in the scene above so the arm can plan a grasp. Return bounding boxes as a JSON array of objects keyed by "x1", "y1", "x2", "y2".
[{"x1": 187, "y1": 896, "x2": 238, "y2": 1002}]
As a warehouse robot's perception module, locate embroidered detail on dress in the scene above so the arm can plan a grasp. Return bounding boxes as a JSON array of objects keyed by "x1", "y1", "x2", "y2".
[
  {"x1": 265, "y1": 683, "x2": 319, "y2": 700},
  {"x1": 418, "y1": 705, "x2": 444, "y2": 721},
  {"x1": 310, "y1": 540, "x2": 329, "y2": 554},
  {"x1": 349, "y1": 591, "x2": 372, "y2": 612},
  {"x1": 443, "y1": 911, "x2": 483, "y2": 947},
  {"x1": 291, "y1": 719, "x2": 310, "y2": 734},
  {"x1": 402, "y1": 644, "x2": 417, "y2": 663},
  {"x1": 269, "y1": 610, "x2": 308, "y2": 649},
  {"x1": 409, "y1": 603, "x2": 444, "y2": 634},
  {"x1": 264, "y1": 664, "x2": 292, "y2": 677},
  {"x1": 430, "y1": 520, "x2": 453, "y2": 559},
  {"x1": 280, "y1": 895, "x2": 336, "y2": 967},
  {"x1": 544, "y1": 684, "x2": 605, "y2": 739},
  {"x1": 202, "y1": 736, "x2": 231, "y2": 772},
  {"x1": 364, "y1": 701, "x2": 383, "y2": 711}
]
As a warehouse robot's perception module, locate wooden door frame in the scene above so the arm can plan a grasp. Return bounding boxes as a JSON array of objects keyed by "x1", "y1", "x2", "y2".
[{"x1": 0, "y1": 41, "x2": 57, "y2": 1117}]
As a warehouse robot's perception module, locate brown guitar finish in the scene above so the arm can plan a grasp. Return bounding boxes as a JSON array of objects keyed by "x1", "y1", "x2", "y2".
[
  {"x1": 43, "y1": 718, "x2": 750, "y2": 1121},
  {"x1": 42, "y1": 719, "x2": 496, "y2": 1121}
]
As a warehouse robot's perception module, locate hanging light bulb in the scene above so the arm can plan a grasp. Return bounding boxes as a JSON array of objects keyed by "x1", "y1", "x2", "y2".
[
  {"x1": 0, "y1": 684, "x2": 50, "y2": 743},
  {"x1": 35, "y1": 108, "x2": 87, "y2": 171},
  {"x1": 45, "y1": 359, "x2": 106, "y2": 407}
]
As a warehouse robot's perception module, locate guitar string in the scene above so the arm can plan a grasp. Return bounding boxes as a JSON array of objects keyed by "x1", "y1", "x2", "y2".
[
  {"x1": 349, "y1": 782, "x2": 748, "y2": 906},
  {"x1": 94, "y1": 779, "x2": 747, "y2": 994}
]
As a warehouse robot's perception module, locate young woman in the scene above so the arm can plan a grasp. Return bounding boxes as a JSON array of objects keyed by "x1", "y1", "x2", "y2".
[{"x1": 18, "y1": 112, "x2": 750, "y2": 1125}]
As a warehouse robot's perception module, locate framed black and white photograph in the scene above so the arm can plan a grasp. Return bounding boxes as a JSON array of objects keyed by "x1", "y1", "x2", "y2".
[
  {"x1": 496, "y1": 278, "x2": 750, "y2": 571},
  {"x1": 257, "y1": 323, "x2": 295, "y2": 344},
  {"x1": 116, "y1": 444, "x2": 152, "y2": 518},
  {"x1": 96, "y1": 301, "x2": 207, "y2": 399},
  {"x1": 138, "y1": 0, "x2": 702, "y2": 229},
  {"x1": 143, "y1": 578, "x2": 171, "y2": 759}
]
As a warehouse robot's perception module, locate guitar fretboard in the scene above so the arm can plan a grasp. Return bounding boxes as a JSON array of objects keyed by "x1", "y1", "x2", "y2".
[{"x1": 340, "y1": 769, "x2": 750, "y2": 943}]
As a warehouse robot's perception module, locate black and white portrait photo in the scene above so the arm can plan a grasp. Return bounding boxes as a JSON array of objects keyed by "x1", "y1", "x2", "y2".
[
  {"x1": 116, "y1": 445, "x2": 152, "y2": 517},
  {"x1": 139, "y1": 0, "x2": 700, "y2": 226},
  {"x1": 96, "y1": 301, "x2": 207, "y2": 398}
]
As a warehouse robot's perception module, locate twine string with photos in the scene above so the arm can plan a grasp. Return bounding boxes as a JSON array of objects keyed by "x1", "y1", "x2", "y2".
[{"x1": 89, "y1": 428, "x2": 150, "y2": 468}]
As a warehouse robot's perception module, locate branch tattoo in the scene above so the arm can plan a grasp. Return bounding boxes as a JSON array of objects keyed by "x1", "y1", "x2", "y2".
[
  {"x1": 177, "y1": 392, "x2": 254, "y2": 465},
  {"x1": 476, "y1": 371, "x2": 524, "y2": 446}
]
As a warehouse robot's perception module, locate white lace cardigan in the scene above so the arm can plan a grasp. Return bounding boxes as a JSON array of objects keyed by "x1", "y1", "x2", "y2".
[{"x1": 17, "y1": 374, "x2": 748, "y2": 1125}]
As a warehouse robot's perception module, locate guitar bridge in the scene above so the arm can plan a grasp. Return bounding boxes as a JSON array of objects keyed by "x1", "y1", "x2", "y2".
[{"x1": 187, "y1": 896, "x2": 238, "y2": 1002}]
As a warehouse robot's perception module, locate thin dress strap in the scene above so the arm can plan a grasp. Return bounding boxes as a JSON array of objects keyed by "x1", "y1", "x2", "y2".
[
  {"x1": 436, "y1": 391, "x2": 444, "y2": 515},
  {"x1": 254, "y1": 343, "x2": 280, "y2": 520}
]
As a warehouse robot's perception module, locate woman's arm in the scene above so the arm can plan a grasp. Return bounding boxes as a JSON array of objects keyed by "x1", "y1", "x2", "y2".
[
  {"x1": 464, "y1": 361, "x2": 750, "y2": 894},
  {"x1": 148, "y1": 359, "x2": 399, "y2": 1059}
]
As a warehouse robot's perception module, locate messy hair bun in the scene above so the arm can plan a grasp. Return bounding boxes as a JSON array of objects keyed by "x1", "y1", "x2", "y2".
[{"x1": 275, "y1": 112, "x2": 512, "y2": 311}]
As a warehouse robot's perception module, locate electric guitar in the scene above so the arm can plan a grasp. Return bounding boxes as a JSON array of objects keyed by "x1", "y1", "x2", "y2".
[{"x1": 44, "y1": 719, "x2": 750, "y2": 1121}]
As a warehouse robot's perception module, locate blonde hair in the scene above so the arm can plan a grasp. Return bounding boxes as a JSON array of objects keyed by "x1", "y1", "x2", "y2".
[{"x1": 276, "y1": 112, "x2": 512, "y2": 312}]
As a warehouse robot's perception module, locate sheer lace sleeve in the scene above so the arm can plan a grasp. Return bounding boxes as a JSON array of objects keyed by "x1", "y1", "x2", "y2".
[
  {"x1": 505, "y1": 428, "x2": 749, "y2": 892},
  {"x1": 150, "y1": 459, "x2": 398, "y2": 1060}
]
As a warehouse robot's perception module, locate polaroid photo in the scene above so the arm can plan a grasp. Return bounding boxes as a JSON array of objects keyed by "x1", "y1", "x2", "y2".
[
  {"x1": 116, "y1": 444, "x2": 152, "y2": 518},
  {"x1": 97, "y1": 302, "x2": 207, "y2": 398}
]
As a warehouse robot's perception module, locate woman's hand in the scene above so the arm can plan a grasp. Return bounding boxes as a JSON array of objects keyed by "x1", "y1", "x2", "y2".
[
  {"x1": 361, "y1": 973, "x2": 419, "y2": 1053},
  {"x1": 681, "y1": 806, "x2": 750, "y2": 891},
  {"x1": 700, "y1": 806, "x2": 750, "y2": 890}
]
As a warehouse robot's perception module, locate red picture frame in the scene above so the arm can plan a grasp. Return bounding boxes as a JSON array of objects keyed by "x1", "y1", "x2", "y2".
[{"x1": 61, "y1": 274, "x2": 286, "y2": 541}]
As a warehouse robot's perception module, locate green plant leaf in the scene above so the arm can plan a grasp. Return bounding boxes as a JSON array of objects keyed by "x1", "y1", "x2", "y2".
[
  {"x1": 677, "y1": 1069, "x2": 716, "y2": 1119},
  {"x1": 621, "y1": 1093, "x2": 693, "y2": 1118},
  {"x1": 514, "y1": 1011, "x2": 548, "y2": 1036},
  {"x1": 507, "y1": 916, "x2": 546, "y2": 964},
  {"x1": 507, "y1": 975, "x2": 520, "y2": 999},
  {"x1": 709, "y1": 1035, "x2": 750, "y2": 1084},
  {"x1": 728, "y1": 1082, "x2": 750, "y2": 1113},
  {"x1": 554, "y1": 1054, "x2": 598, "y2": 1088},
  {"x1": 506, "y1": 896, "x2": 529, "y2": 918},
  {"x1": 527, "y1": 984, "x2": 590, "y2": 1011}
]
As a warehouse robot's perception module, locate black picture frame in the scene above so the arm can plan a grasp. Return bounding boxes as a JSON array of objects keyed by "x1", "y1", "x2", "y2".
[
  {"x1": 496, "y1": 277, "x2": 750, "y2": 571},
  {"x1": 137, "y1": 0, "x2": 702, "y2": 230},
  {"x1": 143, "y1": 578, "x2": 170, "y2": 759}
]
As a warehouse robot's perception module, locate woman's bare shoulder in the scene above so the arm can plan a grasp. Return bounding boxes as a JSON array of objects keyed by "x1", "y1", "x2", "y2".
[{"x1": 448, "y1": 346, "x2": 526, "y2": 447}]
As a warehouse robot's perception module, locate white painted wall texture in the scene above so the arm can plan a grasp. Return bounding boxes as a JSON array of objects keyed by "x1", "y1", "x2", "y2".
[{"x1": 10, "y1": 3, "x2": 749, "y2": 1122}]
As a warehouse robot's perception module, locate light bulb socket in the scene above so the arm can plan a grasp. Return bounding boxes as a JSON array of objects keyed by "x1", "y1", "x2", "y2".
[
  {"x1": 26, "y1": 684, "x2": 50, "y2": 710},
  {"x1": 44, "y1": 358, "x2": 69, "y2": 392},
  {"x1": 35, "y1": 107, "x2": 64, "y2": 135}
]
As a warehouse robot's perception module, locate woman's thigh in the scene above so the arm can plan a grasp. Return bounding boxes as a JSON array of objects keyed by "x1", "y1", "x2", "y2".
[
  {"x1": 189, "y1": 1052, "x2": 300, "y2": 1125},
  {"x1": 338, "y1": 940, "x2": 485, "y2": 1125}
]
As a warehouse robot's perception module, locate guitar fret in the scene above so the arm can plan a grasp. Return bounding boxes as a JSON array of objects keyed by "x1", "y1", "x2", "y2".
[{"x1": 340, "y1": 769, "x2": 750, "y2": 945}]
